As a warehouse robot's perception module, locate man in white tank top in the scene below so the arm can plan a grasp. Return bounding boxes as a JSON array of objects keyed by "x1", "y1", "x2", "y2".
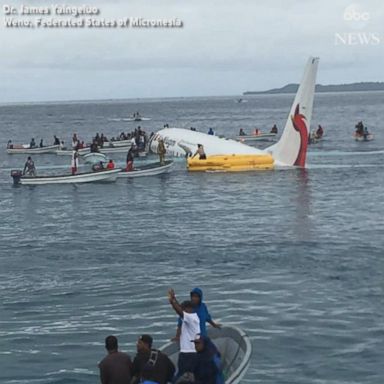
[{"x1": 168, "y1": 289, "x2": 200, "y2": 379}]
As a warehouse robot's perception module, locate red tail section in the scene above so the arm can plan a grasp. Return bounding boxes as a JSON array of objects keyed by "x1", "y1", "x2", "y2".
[{"x1": 291, "y1": 104, "x2": 308, "y2": 167}]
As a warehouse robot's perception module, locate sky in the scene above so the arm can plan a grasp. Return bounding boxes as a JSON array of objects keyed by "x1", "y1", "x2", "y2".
[{"x1": 0, "y1": 0, "x2": 383, "y2": 102}]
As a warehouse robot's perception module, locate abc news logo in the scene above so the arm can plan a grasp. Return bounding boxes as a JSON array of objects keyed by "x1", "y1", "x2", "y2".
[
  {"x1": 343, "y1": 8, "x2": 370, "y2": 22},
  {"x1": 335, "y1": 5, "x2": 381, "y2": 45}
]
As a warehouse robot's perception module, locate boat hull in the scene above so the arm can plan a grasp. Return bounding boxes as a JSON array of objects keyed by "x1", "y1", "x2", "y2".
[
  {"x1": 14, "y1": 169, "x2": 121, "y2": 185},
  {"x1": 160, "y1": 326, "x2": 252, "y2": 384},
  {"x1": 188, "y1": 154, "x2": 274, "y2": 172},
  {"x1": 236, "y1": 133, "x2": 276, "y2": 142},
  {"x1": 56, "y1": 148, "x2": 90, "y2": 156},
  {"x1": 354, "y1": 134, "x2": 374, "y2": 142},
  {"x1": 125, "y1": 117, "x2": 151, "y2": 122},
  {"x1": 99, "y1": 146, "x2": 132, "y2": 154},
  {"x1": 118, "y1": 160, "x2": 173, "y2": 178},
  {"x1": 7, "y1": 145, "x2": 61, "y2": 155},
  {"x1": 82, "y1": 152, "x2": 108, "y2": 164}
]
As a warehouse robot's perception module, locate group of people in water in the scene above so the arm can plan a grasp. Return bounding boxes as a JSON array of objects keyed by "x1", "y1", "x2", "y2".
[{"x1": 98, "y1": 287, "x2": 223, "y2": 384}]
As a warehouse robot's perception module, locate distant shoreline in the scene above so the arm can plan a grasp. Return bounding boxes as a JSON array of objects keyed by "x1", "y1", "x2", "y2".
[{"x1": 243, "y1": 82, "x2": 384, "y2": 95}]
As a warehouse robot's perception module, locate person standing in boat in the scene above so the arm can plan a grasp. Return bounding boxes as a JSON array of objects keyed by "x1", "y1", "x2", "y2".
[
  {"x1": 270, "y1": 124, "x2": 278, "y2": 134},
  {"x1": 72, "y1": 133, "x2": 79, "y2": 149},
  {"x1": 126, "y1": 146, "x2": 135, "y2": 171},
  {"x1": 157, "y1": 138, "x2": 167, "y2": 165},
  {"x1": 174, "y1": 287, "x2": 221, "y2": 342},
  {"x1": 30, "y1": 138, "x2": 36, "y2": 148},
  {"x1": 192, "y1": 144, "x2": 206, "y2": 160},
  {"x1": 39, "y1": 139, "x2": 44, "y2": 148},
  {"x1": 168, "y1": 289, "x2": 200, "y2": 379},
  {"x1": 23, "y1": 156, "x2": 36, "y2": 176},
  {"x1": 53, "y1": 135, "x2": 60, "y2": 146},
  {"x1": 192, "y1": 335, "x2": 223, "y2": 384},
  {"x1": 90, "y1": 140, "x2": 99, "y2": 153},
  {"x1": 71, "y1": 149, "x2": 79, "y2": 175},
  {"x1": 355, "y1": 121, "x2": 364, "y2": 137},
  {"x1": 239, "y1": 128, "x2": 246, "y2": 136},
  {"x1": 130, "y1": 334, "x2": 175, "y2": 384},
  {"x1": 316, "y1": 125, "x2": 324, "y2": 139},
  {"x1": 99, "y1": 335, "x2": 132, "y2": 384}
]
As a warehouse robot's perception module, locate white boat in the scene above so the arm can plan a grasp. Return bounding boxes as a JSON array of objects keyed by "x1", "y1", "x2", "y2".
[
  {"x1": 82, "y1": 152, "x2": 108, "y2": 164},
  {"x1": 7, "y1": 144, "x2": 61, "y2": 155},
  {"x1": 354, "y1": 133, "x2": 374, "y2": 142},
  {"x1": 56, "y1": 146, "x2": 131, "y2": 156},
  {"x1": 118, "y1": 160, "x2": 173, "y2": 178},
  {"x1": 11, "y1": 168, "x2": 121, "y2": 185},
  {"x1": 160, "y1": 325, "x2": 252, "y2": 384},
  {"x1": 125, "y1": 117, "x2": 151, "y2": 122},
  {"x1": 100, "y1": 146, "x2": 133, "y2": 154},
  {"x1": 56, "y1": 147, "x2": 90, "y2": 156},
  {"x1": 236, "y1": 133, "x2": 277, "y2": 142},
  {"x1": 108, "y1": 117, "x2": 151, "y2": 122},
  {"x1": 109, "y1": 139, "x2": 134, "y2": 147}
]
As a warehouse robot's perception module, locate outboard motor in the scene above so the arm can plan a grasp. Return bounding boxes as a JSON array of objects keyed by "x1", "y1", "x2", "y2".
[{"x1": 11, "y1": 170, "x2": 22, "y2": 185}]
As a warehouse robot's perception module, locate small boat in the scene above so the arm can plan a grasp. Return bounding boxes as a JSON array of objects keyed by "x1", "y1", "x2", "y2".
[
  {"x1": 354, "y1": 133, "x2": 374, "y2": 142},
  {"x1": 118, "y1": 160, "x2": 173, "y2": 178},
  {"x1": 99, "y1": 145, "x2": 133, "y2": 154},
  {"x1": 125, "y1": 116, "x2": 151, "y2": 122},
  {"x1": 160, "y1": 325, "x2": 252, "y2": 384},
  {"x1": 56, "y1": 147, "x2": 90, "y2": 156},
  {"x1": 308, "y1": 131, "x2": 324, "y2": 144},
  {"x1": 7, "y1": 144, "x2": 61, "y2": 155},
  {"x1": 82, "y1": 152, "x2": 108, "y2": 164},
  {"x1": 235, "y1": 98, "x2": 248, "y2": 103},
  {"x1": 236, "y1": 133, "x2": 277, "y2": 143},
  {"x1": 10, "y1": 168, "x2": 121, "y2": 185},
  {"x1": 109, "y1": 139, "x2": 134, "y2": 147}
]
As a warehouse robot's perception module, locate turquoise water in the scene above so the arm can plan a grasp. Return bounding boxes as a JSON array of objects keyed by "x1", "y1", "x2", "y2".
[{"x1": 1, "y1": 92, "x2": 384, "y2": 383}]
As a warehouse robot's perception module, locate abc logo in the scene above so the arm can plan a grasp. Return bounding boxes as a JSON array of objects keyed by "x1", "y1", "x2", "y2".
[{"x1": 343, "y1": 4, "x2": 370, "y2": 22}]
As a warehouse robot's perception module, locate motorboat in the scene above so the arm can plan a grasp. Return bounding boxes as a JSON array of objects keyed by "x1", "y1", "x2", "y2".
[
  {"x1": 56, "y1": 147, "x2": 90, "y2": 156},
  {"x1": 160, "y1": 325, "x2": 252, "y2": 384},
  {"x1": 7, "y1": 144, "x2": 61, "y2": 155},
  {"x1": 10, "y1": 168, "x2": 121, "y2": 185},
  {"x1": 125, "y1": 117, "x2": 151, "y2": 122},
  {"x1": 118, "y1": 160, "x2": 173, "y2": 178},
  {"x1": 354, "y1": 133, "x2": 374, "y2": 142},
  {"x1": 82, "y1": 152, "x2": 108, "y2": 164}
]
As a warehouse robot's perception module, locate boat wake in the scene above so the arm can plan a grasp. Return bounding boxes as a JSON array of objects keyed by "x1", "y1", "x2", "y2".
[
  {"x1": 308, "y1": 149, "x2": 384, "y2": 157},
  {"x1": 306, "y1": 163, "x2": 383, "y2": 170}
]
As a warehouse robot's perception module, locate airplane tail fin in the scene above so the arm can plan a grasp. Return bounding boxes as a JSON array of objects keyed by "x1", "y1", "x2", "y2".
[{"x1": 267, "y1": 57, "x2": 319, "y2": 167}]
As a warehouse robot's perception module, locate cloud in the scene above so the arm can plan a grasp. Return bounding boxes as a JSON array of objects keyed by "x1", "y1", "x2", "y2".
[{"x1": 0, "y1": 0, "x2": 383, "y2": 102}]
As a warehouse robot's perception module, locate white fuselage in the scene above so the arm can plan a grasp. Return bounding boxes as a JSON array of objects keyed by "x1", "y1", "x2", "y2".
[{"x1": 150, "y1": 128, "x2": 266, "y2": 158}]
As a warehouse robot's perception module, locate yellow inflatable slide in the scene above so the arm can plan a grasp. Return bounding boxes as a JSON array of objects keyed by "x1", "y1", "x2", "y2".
[{"x1": 187, "y1": 154, "x2": 274, "y2": 172}]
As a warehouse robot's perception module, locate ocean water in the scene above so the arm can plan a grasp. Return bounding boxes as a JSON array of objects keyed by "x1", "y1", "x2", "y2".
[{"x1": 0, "y1": 92, "x2": 383, "y2": 384}]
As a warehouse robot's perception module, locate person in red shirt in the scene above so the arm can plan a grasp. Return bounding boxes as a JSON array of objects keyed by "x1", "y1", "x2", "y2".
[{"x1": 106, "y1": 159, "x2": 115, "y2": 169}]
